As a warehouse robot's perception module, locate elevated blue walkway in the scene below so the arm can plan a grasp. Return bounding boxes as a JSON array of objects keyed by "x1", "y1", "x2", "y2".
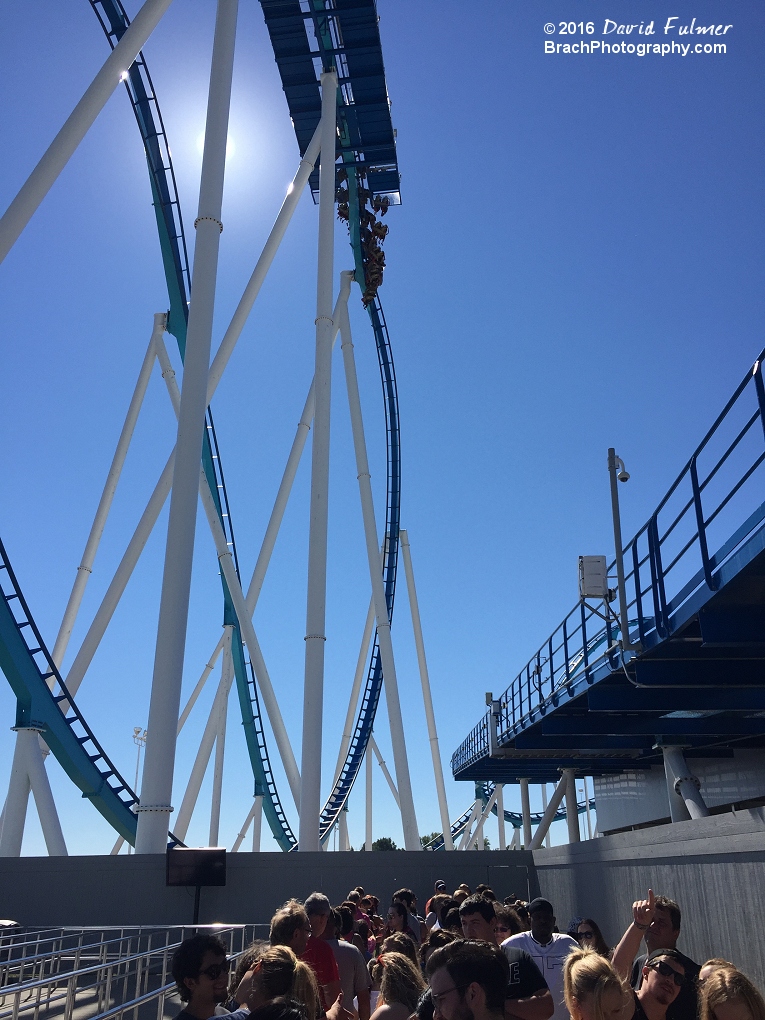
[{"x1": 452, "y1": 352, "x2": 765, "y2": 784}]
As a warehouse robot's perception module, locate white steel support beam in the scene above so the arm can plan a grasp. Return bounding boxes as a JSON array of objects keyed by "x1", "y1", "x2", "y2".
[
  {"x1": 583, "y1": 779, "x2": 593, "y2": 839},
  {"x1": 25, "y1": 732, "x2": 67, "y2": 856},
  {"x1": 529, "y1": 773, "x2": 568, "y2": 850},
  {"x1": 53, "y1": 316, "x2": 163, "y2": 670},
  {"x1": 209, "y1": 629, "x2": 233, "y2": 846},
  {"x1": 473, "y1": 787, "x2": 499, "y2": 850},
  {"x1": 0, "y1": 0, "x2": 175, "y2": 266},
  {"x1": 339, "y1": 293, "x2": 420, "y2": 850},
  {"x1": 510, "y1": 828, "x2": 521, "y2": 850},
  {"x1": 136, "y1": 0, "x2": 238, "y2": 854},
  {"x1": 520, "y1": 779, "x2": 532, "y2": 848},
  {"x1": 457, "y1": 801, "x2": 481, "y2": 851},
  {"x1": 299, "y1": 70, "x2": 338, "y2": 852},
  {"x1": 399, "y1": 530, "x2": 452, "y2": 849},
  {"x1": 564, "y1": 769, "x2": 581, "y2": 843},
  {"x1": 0, "y1": 729, "x2": 66, "y2": 857},
  {"x1": 369, "y1": 735, "x2": 400, "y2": 807},
  {"x1": 0, "y1": 732, "x2": 32, "y2": 856},
  {"x1": 496, "y1": 784, "x2": 506, "y2": 851},
  {"x1": 64, "y1": 133, "x2": 323, "y2": 701},
  {"x1": 663, "y1": 746, "x2": 709, "y2": 820},
  {"x1": 173, "y1": 628, "x2": 236, "y2": 842},
  {"x1": 540, "y1": 783, "x2": 551, "y2": 848},
  {"x1": 332, "y1": 597, "x2": 375, "y2": 787},
  {"x1": 178, "y1": 634, "x2": 225, "y2": 733},
  {"x1": 339, "y1": 807, "x2": 350, "y2": 851},
  {"x1": 365, "y1": 744, "x2": 373, "y2": 850}
]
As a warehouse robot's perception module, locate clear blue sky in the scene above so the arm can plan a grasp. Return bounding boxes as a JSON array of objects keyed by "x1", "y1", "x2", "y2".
[{"x1": 0, "y1": 0, "x2": 762, "y2": 857}]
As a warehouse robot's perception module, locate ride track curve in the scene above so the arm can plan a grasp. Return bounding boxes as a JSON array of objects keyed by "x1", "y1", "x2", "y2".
[{"x1": 0, "y1": 1, "x2": 404, "y2": 852}]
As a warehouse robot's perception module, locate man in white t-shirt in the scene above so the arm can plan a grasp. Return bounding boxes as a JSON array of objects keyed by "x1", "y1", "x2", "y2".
[{"x1": 501, "y1": 898, "x2": 577, "y2": 1020}]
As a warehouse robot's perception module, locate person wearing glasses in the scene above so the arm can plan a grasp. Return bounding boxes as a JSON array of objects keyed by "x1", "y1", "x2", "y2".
[
  {"x1": 613, "y1": 891, "x2": 688, "y2": 1020},
  {"x1": 573, "y1": 922, "x2": 610, "y2": 959},
  {"x1": 171, "y1": 934, "x2": 232, "y2": 1020},
  {"x1": 427, "y1": 940, "x2": 552, "y2": 1020},
  {"x1": 612, "y1": 891, "x2": 698, "y2": 1020}
]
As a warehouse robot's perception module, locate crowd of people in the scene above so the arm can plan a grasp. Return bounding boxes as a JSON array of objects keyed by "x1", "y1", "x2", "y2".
[{"x1": 170, "y1": 882, "x2": 764, "y2": 1020}]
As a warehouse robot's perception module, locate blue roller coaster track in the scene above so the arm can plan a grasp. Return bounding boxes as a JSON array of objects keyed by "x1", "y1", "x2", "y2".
[{"x1": 0, "y1": 1, "x2": 404, "y2": 851}]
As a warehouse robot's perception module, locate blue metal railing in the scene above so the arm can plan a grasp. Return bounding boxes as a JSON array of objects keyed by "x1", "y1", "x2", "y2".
[{"x1": 453, "y1": 351, "x2": 765, "y2": 774}]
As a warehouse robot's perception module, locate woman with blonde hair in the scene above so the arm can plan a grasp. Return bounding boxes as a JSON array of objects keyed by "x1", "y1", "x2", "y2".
[
  {"x1": 231, "y1": 947, "x2": 320, "y2": 1020},
  {"x1": 368, "y1": 951, "x2": 426, "y2": 1020},
  {"x1": 564, "y1": 948, "x2": 631, "y2": 1020},
  {"x1": 699, "y1": 966, "x2": 765, "y2": 1020}
]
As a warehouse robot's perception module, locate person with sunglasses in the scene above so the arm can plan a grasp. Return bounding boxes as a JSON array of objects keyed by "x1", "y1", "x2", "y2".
[
  {"x1": 612, "y1": 891, "x2": 688, "y2": 1020},
  {"x1": 171, "y1": 934, "x2": 232, "y2": 1020},
  {"x1": 573, "y1": 921, "x2": 610, "y2": 959}
]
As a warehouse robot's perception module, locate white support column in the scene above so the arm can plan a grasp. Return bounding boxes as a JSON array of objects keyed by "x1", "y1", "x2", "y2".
[
  {"x1": 339, "y1": 808, "x2": 350, "y2": 851},
  {"x1": 520, "y1": 779, "x2": 532, "y2": 848},
  {"x1": 370, "y1": 736, "x2": 400, "y2": 807},
  {"x1": 206, "y1": 123, "x2": 322, "y2": 404},
  {"x1": 583, "y1": 779, "x2": 593, "y2": 839},
  {"x1": 65, "y1": 451, "x2": 174, "y2": 697},
  {"x1": 0, "y1": 0, "x2": 175, "y2": 266},
  {"x1": 251, "y1": 795, "x2": 263, "y2": 852},
  {"x1": 136, "y1": 0, "x2": 239, "y2": 854},
  {"x1": 52, "y1": 317, "x2": 163, "y2": 670},
  {"x1": 472, "y1": 787, "x2": 500, "y2": 851},
  {"x1": 510, "y1": 828, "x2": 521, "y2": 850},
  {"x1": 663, "y1": 746, "x2": 709, "y2": 820},
  {"x1": 299, "y1": 70, "x2": 338, "y2": 852},
  {"x1": 154, "y1": 326, "x2": 302, "y2": 808},
  {"x1": 399, "y1": 530, "x2": 452, "y2": 849},
  {"x1": 178, "y1": 635, "x2": 225, "y2": 733},
  {"x1": 496, "y1": 784, "x2": 506, "y2": 851},
  {"x1": 457, "y1": 801, "x2": 481, "y2": 851},
  {"x1": 25, "y1": 733, "x2": 67, "y2": 856},
  {"x1": 174, "y1": 630, "x2": 236, "y2": 843},
  {"x1": 540, "y1": 783, "x2": 551, "y2": 848},
  {"x1": 564, "y1": 769, "x2": 581, "y2": 843},
  {"x1": 0, "y1": 732, "x2": 32, "y2": 857},
  {"x1": 333, "y1": 597, "x2": 375, "y2": 786},
  {"x1": 339, "y1": 296, "x2": 420, "y2": 851},
  {"x1": 209, "y1": 630, "x2": 233, "y2": 846},
  {"x1": 365, "y1": 744, "x2": 373, "y2": 850},
  {"x1": 529, "y1": 773, "x2": 568, "y2": 850}
]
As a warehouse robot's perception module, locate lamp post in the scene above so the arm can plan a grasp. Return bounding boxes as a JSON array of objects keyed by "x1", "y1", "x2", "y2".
[{"x1": 607, "y1": 449, "x2": 638, "y2": 653}]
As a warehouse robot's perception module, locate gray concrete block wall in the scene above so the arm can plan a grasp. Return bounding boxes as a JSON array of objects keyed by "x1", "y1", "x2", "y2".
[
  {"x1": 0, "y1": 850, "x2": 534, "y2": 928},
  {"x1": 533, "y1": 809, "x2": 765, "y2": 992}
]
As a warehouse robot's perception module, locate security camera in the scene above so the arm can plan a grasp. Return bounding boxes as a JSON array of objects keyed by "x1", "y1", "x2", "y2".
[{"x1": 617, "y1": 469, "x2": 630, "y2": 482}]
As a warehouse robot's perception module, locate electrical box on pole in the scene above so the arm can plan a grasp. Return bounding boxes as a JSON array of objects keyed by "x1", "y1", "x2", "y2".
[{"x1": 578, "y1": 555, "x2": 608, "y2": 599}]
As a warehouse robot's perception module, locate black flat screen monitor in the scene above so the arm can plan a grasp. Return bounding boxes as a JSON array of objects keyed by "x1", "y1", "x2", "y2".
[{"x1": 166, "y1": 847, "x2": 226, "y2": 887}]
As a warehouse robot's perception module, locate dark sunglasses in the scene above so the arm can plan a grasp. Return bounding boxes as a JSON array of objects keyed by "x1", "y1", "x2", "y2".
[
  {"x1": 649, "y1": 961, "x2": 685, "y2": 987},
  {"x1": 577, "y1": 931, "x2": 595, "y2": 940},
  {"x1": 200, "y1": 959, "x2": 231, "y2": 980}
]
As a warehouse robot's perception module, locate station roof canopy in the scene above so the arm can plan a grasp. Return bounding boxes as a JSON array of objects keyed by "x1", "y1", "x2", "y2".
[{"x1": 260, "y1": 0, "x2": 401, "y2": 201}]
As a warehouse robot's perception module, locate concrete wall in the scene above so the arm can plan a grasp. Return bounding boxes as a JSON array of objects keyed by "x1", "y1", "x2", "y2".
[
  {"x1": 0, "y1": 850, "x2": 534, "y2": 929},
  {"x1": 533, "y1": 808, "x2": 765, "y2": 991}
]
